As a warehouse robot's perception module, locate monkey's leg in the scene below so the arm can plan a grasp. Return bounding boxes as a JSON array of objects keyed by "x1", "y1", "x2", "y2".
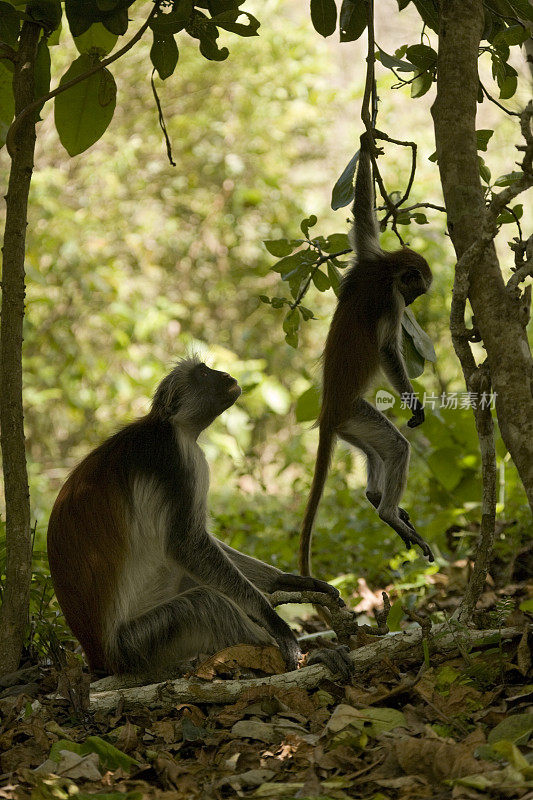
[
  {"x1": 216, "y1": 540, "x2": 343, "y2": 600},
  {"x1": 338, "y1": 399, "x2": 434, "y2": 561},
  {"x1": 337, "y1": 432, "x2": 413, "y2": 529},
  {"x1": 108, "y1": 587, "x2": 276, "y2": 675}
]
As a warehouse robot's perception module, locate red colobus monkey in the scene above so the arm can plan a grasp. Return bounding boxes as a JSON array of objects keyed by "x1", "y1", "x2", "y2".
[
  {"x1": 299, "y1": 133, "x2": 434, "y2": 578},
  {"x1": 48, "y1": 358, "x2": 352, "y2": 679}
]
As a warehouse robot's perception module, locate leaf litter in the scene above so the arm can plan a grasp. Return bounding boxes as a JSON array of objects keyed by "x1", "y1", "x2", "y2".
[{"x1": 0, "y1": 557, "x2": 532, "y2": 800}]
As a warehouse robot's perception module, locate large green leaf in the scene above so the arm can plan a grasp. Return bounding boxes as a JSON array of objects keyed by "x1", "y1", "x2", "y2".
[
  {"x1": 0, "y1": 61, "x2": 14, "y2": 149},
  {"x1": 150, "y1": 0, "x2": 193, "y2": 35},
  {"x1": 310, "y1": 0, "x2": 337, "y2": 37},
  {"x1": 331, "y1": 149, "x2": 359, "y2": 210},
  {"x1": 402, "y1": 308, "x2": 436, "y2": 362},
  {"x1": 74, "y1": 22, "x2": 118, "y2": 56},
  {"x1": 54, "y1": 54, "x2": 117, "y2": 156},
  {"x1": 0, "y1": 1, "x2": 20, "y2": 47},
  {"x1": 150, "y1": 33, "x2": 179, "y2": 80},
  {"x1": 295, "y1": 385, "x2": 320, "y2": 422},
  {"x1": 339, "y1": 0, "x2": 366, "y2": 42}
]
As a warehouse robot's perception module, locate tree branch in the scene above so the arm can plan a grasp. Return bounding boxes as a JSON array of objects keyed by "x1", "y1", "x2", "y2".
[{"x1": 85, "y1": 625, "x2": 526, "y2": 711}]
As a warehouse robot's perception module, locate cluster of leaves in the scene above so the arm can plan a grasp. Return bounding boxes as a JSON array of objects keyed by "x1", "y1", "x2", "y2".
[
  {"x1": 0, "y1": 0, "x2": 261, "y2": 156},
  {"x1": 261, "y1": 214, "x2": 437, "y2": 392}
]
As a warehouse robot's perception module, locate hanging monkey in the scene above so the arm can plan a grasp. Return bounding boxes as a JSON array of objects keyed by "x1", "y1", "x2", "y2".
[
  {"x1": 48, "y1": 358, "x2": 353, "y2": 679},
  {"x1": 299, "y1": 132, "x2": 434, "y2": 578}
]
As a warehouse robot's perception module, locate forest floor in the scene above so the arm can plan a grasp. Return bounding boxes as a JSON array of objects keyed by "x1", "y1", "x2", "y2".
[{"x1": 1, "y1": 553, "x2": 532, "y2": 800}]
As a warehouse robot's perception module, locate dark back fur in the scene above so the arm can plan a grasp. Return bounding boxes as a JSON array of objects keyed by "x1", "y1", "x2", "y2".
[{"x1": 47, "y1": 417, "x2": 194, "y2": 672}]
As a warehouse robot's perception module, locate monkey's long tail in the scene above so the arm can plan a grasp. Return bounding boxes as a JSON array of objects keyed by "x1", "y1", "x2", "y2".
[{"x1": 299, "y1": 424, "x2": 336, "y2": 577}]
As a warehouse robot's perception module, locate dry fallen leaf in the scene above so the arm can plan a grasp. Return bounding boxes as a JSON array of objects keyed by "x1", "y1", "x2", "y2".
[
  {"x1": 392, "y1": 735, "x2": 495, "y2": 782},
  {"x1": 195, "y1": 645, "x2": 285, "y2": 679}
]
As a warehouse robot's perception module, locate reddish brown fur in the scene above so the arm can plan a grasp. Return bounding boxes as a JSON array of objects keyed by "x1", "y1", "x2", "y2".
[
  {"x1": 47, "y1": 448, "x2": 127, "y2": 672},
  {"x1": 320, "y1": 248, "x2": 430, "y2": 428}
]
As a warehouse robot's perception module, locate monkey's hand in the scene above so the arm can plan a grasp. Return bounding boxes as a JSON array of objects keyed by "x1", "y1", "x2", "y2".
[
  {"x1": 407, "y1": 400, "x2": 425, "y2": 428},
  {"x1": 307, "y1": 645, "x2": 354, "y2": 682},
  {"x1": 272, "y1": 573, "x2": 344, "y2": 605}
]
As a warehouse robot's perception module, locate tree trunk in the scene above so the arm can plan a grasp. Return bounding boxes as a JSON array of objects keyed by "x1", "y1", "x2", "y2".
[
  {"x1": 431, "y1": 0, "x2": 533, "y2": 510},
  {"x1": 0, "y1": 21, "x2": 40, "y2": 674}
]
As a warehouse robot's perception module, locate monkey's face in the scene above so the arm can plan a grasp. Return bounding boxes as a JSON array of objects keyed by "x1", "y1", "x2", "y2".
[
  {"x1": 193, "y1": 363, "x2": 242, "y2": 415},
  {"x1": 397, "y1": 252, "x2": 432, "y2": 306}
]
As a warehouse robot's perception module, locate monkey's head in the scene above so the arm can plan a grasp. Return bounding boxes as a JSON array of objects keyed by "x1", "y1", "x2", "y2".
[
  {"x1": 152, "y1": 358, "x2": 241, "y2": 432},
  {"x1": 394, "y1": 248, "x2": 432, "y2": 306}
]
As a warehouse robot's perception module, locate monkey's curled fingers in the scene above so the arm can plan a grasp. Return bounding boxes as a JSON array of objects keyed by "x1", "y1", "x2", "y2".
[
  {"x1": 307, "y1": 645, "x2": 354, "y2": 682},
  {"x1": 399, "y1": 528, "x2": 434, "y2": 562},
  {"x1": 367, "y1": 491, "x2": 414, "y2": 531},
  {"x1": 272, "y1": 573, "x2": 344, "y2": 605},
  {"x1": 407, "y1": 400, "x2": 425, "y2": 428}
]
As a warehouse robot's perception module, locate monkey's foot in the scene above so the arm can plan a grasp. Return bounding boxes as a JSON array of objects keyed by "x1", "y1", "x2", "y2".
[
  {"x1": 366, "y1": 492, "x2": 413, "y2": 530},
  {"x1": 397, "y1": 527, "x2": 434, "y2": 562},
  {"x1": 272, "y1": 573, "x2": 344, "y2": 605},
  {"x1": 378, "y1": 509, "x2": 434, "y2": 562},
  {"x1": 307, "y1": 645, "x2": 354, "y2": 682}
]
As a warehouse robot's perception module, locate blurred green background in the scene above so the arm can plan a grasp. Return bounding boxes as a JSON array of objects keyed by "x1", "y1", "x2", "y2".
[{"x1": 0, "y1": 0, "x2": 531, "y2": 635}]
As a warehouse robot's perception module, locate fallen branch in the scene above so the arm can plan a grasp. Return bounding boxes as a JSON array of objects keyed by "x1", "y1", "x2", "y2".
[{"x1": 86, "y1": 624, "x2": 524, "y2": 712}]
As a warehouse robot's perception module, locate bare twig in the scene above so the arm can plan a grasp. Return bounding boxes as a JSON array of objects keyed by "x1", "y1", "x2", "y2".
[
  {"x1": 479, "y1": 81, "x2": 521, "y2": 118},
  {"x1": 0, "y1": 42, "x2": 17, "y2": 62}
]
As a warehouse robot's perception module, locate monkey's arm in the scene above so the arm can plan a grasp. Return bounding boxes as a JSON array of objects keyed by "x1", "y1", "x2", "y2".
[
  {"x1": 351, "y1": 135, "x2": 383, "y2": 260},
  {"x1": 380, "y1": 343, "x2": 425, "y2": 428},
  {"x1": 168, "y1": 526, "x2": 303, "y2": 668},
  {"x1": 216, "y1": 540, "x2": 342, "y2": 599}
]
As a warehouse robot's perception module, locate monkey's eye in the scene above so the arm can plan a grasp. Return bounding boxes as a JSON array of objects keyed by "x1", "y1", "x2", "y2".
[
  {"x1": 401, "y1": 269, "x2": 421, "y2": 285},
  {"x1": 196, "y1": 364, "x2": 210, "y2": 380}
]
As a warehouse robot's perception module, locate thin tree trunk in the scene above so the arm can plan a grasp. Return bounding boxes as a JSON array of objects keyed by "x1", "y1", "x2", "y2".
[
  {"x1": 432, "y1": 1, "x2": 533, "y2": 510},
  {"x1": 0, "y1": 21, "x2": 41, "y2": 674}
]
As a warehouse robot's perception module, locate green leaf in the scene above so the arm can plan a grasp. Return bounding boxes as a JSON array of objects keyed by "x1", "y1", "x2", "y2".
[
  {"x1": 405, "y1": 44, "x2": 437, "y2": 70},
  {"x1": 295, "y1": 385, "x2": 320, "y2": 422},
  {"x1": 376, "y1": 46, "x2": 416, "y2": 72},
  {"x1": 283, "y1": 308, "x2": 300, "y2": 334},
  {"x1": 519, "y1": 598, "x2": 533, "y2": 612},
  {"x1": 211, "y1": 10, "x2": 260, "y2": 36},
  {"x1": 34, "y1": 39, "x2": 51, "y2": 113},
  {"x1": 271, "y1": 252, "x2": 308, "y2": 276},
  {"x1": 65, "y1": 0, "x2": 132, "y2": 37},
  {"x1": 488, "y1": 713, "x2": 533, "y2": 745},
  {"x1": 0, "y1": 1, "x2": 20, "y2": 47},
  {"x1": 327, "y1": 261, "x2": 342, "y2": 294},
  {"x1": 150, "y1": 33, "x2": 179, "y2": 80},
  {"x1": 476, "y1": 129, "x2": 494, "y2": 151},
  {"x1": 310, "y1": 0, "x2": 337, "y2": 37},
  {"x1": 300, "y1": 215, "x2": 317, "y2": 236},
  {"x1": 74, "y1": 22, "x2": 118, "y2": 55},
  {"x1": 312, "y1": 269, "x2": 331, "y2": 291},
  {"x1": 324, "y1": 232, "x2": 350, "y2": 252},
  {"x1": 402, "y1": 330, "x2": 425, "y2": 378},
  {"x1": 410, "y1": 71, "x2": 433, "y2": 98},
  {"x1": 27, "y1": 0, "x2": 62, "y2": 32},
  {"x1": 508, "y1": 0, "x2": 533, "y2": 21},
  {"x1": 0, "y1": 61, "x2": 14, "y2": 148},
  {"x1": 497, "y1": 203, "x2": 523, "y2": 224},
  {"x1": 331, "y1": 149, "x2": 359, "y2": 210},
  {"x1": 410, "y1": 0, "x2": 439, "y2": 32},
  {"x1": 285, "y1": 332, "x2": 299, "y2": 348},
  {"x1": 264, "y1": 239, "x2": 297, "y2": 257},
  {"x1": 339, "y1": 0, "x2": 366, "y2": 43},
  {"x1": 499, "y1": 73, "x2": 517, "y2": 99},
  {"x1": 412, "y1": 212, "x2": 428, "y2": 224},
  {"x1": 54, "y1": 54, "x2": 117, "y2": 156},
  {"x1": 427, "y1": 447, "x2": 464, "y2": 491},
  {"x1": 83, "y1": 736, "x2": 139, "y2": 772},
  {"x1": 494, "y1": 24, "x2": 529, "y2": 46},
  {"x1": 150, "y1": 0, "x2": 193, "y2": 35},
  {"x1": 493, "y1": 171, "x2": 522, "y2": 186},
  {"x1": 478, "y1": 157, "x2": 491, "y2": 184},
  {"x1": 402, "y1": 308, "x2": 436, "y2": 362}
]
